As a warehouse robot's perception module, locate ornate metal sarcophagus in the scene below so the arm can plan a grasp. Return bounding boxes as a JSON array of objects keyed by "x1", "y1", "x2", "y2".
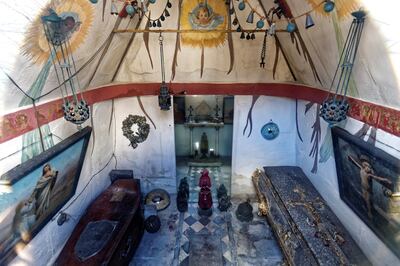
[
  {"x1": 252, "y1": 166, "x2": 371, "y2": 266},
  {"x1": 55, "y1": 176, "x2": 144, "y2": 266}
]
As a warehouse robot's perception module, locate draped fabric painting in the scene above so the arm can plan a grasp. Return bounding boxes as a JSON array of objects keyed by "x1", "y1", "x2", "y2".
[{"x1": 17, "y1": 0, "x2": 94, "y2": 162}]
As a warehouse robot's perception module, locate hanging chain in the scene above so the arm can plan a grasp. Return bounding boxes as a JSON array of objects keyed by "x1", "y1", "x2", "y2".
[
  {"x1": 260, "y1": 30, "x2": 268, "y2": 68},
  {"x1": 159, "y1": 33, "x2": 165, "y2": 83}
]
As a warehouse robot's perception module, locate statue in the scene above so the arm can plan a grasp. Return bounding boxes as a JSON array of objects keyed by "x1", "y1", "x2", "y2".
[
  {"x1": 198, "y1": 169, "x2": 212, "y2": 216},
  {"x1": 177, "y1": 177, "x2": 189, "y2": 212},
  {"x1": 217, "y1": 184, "x2": 231, "y2": 212},
  {"x1": 200, "y1": 132, "x2": 208, "y2": 158},
  {"x1": 198, "y1": 169, "x2": 211, "y2": 188}
]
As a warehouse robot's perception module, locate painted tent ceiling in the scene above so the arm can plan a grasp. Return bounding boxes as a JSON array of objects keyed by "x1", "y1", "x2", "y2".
[{"x1": 0, "y1": 0, "x2": 399, "y2": 116}]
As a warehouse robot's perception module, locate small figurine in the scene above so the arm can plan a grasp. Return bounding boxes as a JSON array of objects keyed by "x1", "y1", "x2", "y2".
[
  {"x1": 218, "y1": 194, "x2": 231, "y2": 212},
  {"x1": 177, "y1": 178, "x2": 189, "y2": 212},
  {"x1": 198, "y1": 169, "x2": 211, "y2": 188},
  {"x1": 198, "y1": 169, "x2": 212, "y2": 216},
  {"x1": 236, "y1": 199, "x2": 254, "y2": 222}
]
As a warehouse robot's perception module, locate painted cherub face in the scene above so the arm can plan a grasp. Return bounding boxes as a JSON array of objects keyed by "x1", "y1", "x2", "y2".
[{"x1": 197, "y1": 7, "x2": 210, "y2": 24}]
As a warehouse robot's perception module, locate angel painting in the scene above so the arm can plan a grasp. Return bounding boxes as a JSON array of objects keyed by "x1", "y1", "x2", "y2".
[{"x1": 189, "y1": 2, "x2": 224, "y2": 30}]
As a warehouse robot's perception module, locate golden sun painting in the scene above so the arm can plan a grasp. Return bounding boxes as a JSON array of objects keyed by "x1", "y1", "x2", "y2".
[
  {"x1": 180, "y1": 0, "x2": 227, "y2": 48},
  {"x1": 21, "y1": 0, "x2": 94, "y2": 65}
]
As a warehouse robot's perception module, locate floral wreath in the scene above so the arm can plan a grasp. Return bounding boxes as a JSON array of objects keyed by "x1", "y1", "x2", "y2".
[{"x1": 122, "y1": 115, "x2": 150, "y2": 149}]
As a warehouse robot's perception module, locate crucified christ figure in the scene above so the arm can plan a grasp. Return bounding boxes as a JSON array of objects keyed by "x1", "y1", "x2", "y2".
[{"x1": 348, "y1": 154, "x2": 392, "y2": 219}]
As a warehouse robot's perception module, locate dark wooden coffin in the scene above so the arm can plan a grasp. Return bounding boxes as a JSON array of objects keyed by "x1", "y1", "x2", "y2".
[
  {"x1": 252, "y1": 166, "x2": 371, "y2": 266},
  {"x1": 55, "y1": 178, "x2": 144, "y2": 266}
]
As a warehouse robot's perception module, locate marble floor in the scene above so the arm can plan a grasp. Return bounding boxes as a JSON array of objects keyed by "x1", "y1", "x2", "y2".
[
  {"x1": 131, "y1": 158, "x2": 283, "y2": 265},
  {"x1": 131, "y1": 195, "x2": 284, "y2": 266}
]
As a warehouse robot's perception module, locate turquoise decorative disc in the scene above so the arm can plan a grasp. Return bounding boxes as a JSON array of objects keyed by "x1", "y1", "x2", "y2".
[{"x1": 261, "y1": 120, "x2": 279, "y2": 140}]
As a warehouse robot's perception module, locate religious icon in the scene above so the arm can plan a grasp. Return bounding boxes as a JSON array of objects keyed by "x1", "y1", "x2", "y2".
[
  {"x1": 332, "y1": 127, "x2": 400, "y2": 258},
  {"x1": 0, "y1": 127, "x2": 91, "y2": 264},
  {"x1": 348, "y1": 155, "x2": 392, "y2": 219}
]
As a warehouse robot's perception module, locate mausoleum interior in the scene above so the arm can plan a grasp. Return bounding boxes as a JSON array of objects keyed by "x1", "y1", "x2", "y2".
[{"x1": 0, "y1": 0, "x2": 399, "y2": 265}]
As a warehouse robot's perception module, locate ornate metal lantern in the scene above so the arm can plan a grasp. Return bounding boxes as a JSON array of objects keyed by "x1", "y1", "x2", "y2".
[
  {"x1": 158, "y1": 33, "x2": 171, "y2": 110},
  {"x1": 320, "y1": 10, "x2": 366, "y2": 126},
  {"x1": 41, "y1": 9, "x2": 89, "y2": 126}
]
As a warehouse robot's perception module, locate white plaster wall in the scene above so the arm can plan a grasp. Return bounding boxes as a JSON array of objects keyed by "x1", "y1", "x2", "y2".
[
  {"x1": 231, "y1": 96, "x2": 297, "y2": 196},
  {"x1": 9, "y1": 101, "x2": 116, "y2": 265},
  {"x1": 114, "y1": 96, "x2": 176, "y2": 194},
  {"x1": 295, "y1": 100, "x2": 400, "y2": 266}
]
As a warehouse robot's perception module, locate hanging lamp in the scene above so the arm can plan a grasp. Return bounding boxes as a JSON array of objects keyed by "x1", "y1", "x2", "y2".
[
  {"x1": 41, "y1": 9, "x2": 89, "y2": 127},
  {"x1": 320, "y1": 10, "x2": 366, "y2": 126},
  {"x1": 158, "y1": 33, "x2": 171, "y2": 110}
]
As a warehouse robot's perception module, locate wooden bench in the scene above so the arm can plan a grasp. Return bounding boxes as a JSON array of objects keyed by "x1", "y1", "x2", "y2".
[{"x1": 252, "y1": 166, "x2": 370, "y2": 266}]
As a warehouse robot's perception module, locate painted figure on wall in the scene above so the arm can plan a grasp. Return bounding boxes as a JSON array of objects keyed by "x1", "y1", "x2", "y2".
[
  {"x1": 348, "y1": 155, "x2": 392, "y2": 219},
  {"x1": 189, "y1": 3, "x2": 223, "y2": 29},
  {"x1": 181, "y1": 0, "x2": 227, "y2": 47}
]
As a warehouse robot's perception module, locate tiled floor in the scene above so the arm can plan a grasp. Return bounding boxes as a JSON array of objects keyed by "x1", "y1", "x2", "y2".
[{"x1": 132, "y1": 159, "x2": 283, "y2": 265}]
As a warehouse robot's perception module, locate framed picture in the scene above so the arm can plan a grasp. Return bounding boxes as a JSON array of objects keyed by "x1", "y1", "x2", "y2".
[
  {"x1": 332, "y1": 126, "x2": 400, "y2": 258},
  {"x1": 0, "y1": 127, "x2": 92, "y2": 264},
  {"x1": 223, "y1": 96, "x2": 234, "y2": 124}
]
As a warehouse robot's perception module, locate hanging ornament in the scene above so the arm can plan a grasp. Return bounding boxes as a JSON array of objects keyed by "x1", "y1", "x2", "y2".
[
  {"x1": 305, "y1": 13, "x2": 315, "y2": 29},
  {"x1": 236, "y1": 25, "x2": 242, "y2": 32},
  {"x1": 149, "y1": 0, "x2": 156, "y2": 4},
  {"x1": 259, "y1": 30, "x2": 267, "y2": 68},
  {"x1": 246, "y1": 11, "x2": 254, "y2": 24},
  {"x1": 152, "y1": 21, "x2": 157, "y2": 27},
  {"x1": 41, "y1": 9, "x2": 89, "y2": 126},
  {"x1": 320, "y1": 10, "x2": 366, "y2": 126},
  {"x1": 240, "y1": 31, "x2": 245, "y2": 39},
  {"x1": 164, "y1": 9, "x2": 170, "y2": 17},
  {"x1": 126, "y1": 5, "x2": 135, "y2": 16},
  {"x1": 246, "y1": 32, "x2": 251, "y2": 40},
  {"x1": 167, "y1": 1, "x2": 172, "y2": 8},
  {"x1": 89, "y1": 0, "x2": 98, "y2": 3},
  {"x1": 286, "y1": 21, "x2": 296, "y2": 33},
  {"x1": 157, "y1": 19, "x2": 162, "y2": 27},
  {"x1": 238, "y1": 1, "x2": 246, "y2": 11},
  {"x1": 160, "y1": 14, "x2": 165, "y2": 21},
  {"x1": 256, "y1": 20, "x2": 264, "y2": 29},
  {"x1": 158, "y1": 33, "x2": 171, "y2": 111},
  {"x1": 324, "y1": 0, "x2": 335, "y2": 13},
  {"x1": 142, "y1": 2, "x2": 148, "y2": 13},
  {"x1": 233, "y1": 17, "x2": 238, "y2": 25},
  {"x1": 111, "y1": 1, "x2": 119, "y2": 15},
  {"x1": 230, "y1": 8, "x2": 234, "y2": 15},
  {"x1": 251, "y1": 33, "x2": 255, "y2": 40},
  {"x1": 268, "y1": 23, "x2": 276, "y2": 35}
]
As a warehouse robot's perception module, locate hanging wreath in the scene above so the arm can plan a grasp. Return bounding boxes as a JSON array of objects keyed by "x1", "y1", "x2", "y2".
[{"x1": 122, "y1": 115, "x2": 150, "y2": 149}]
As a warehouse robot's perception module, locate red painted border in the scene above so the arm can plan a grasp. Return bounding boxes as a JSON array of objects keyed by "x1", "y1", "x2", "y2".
[{"x1": 0, "y1": 82, "x2": 399, "y2": 144}]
